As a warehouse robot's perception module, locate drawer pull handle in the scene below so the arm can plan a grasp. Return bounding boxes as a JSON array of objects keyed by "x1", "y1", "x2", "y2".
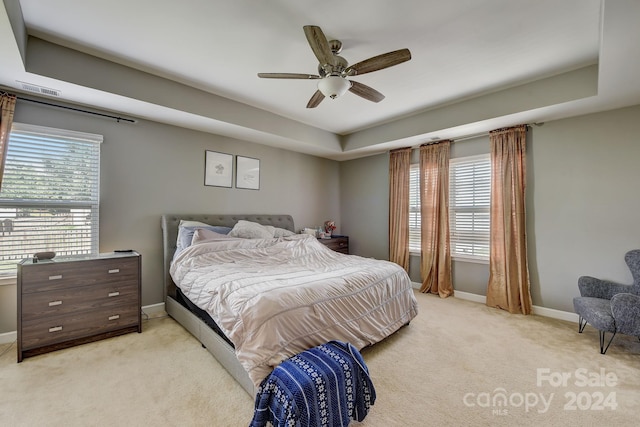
[
  {"x1": 108, "y1": 291, "x2": 120, "y2": 297},
  {"x1": 48, "y1": 275, "x2": 63, "y2": 280},
  {"x1": 48, "y1": 300, "x2": 63, "y2": 307},
  {"x1": 108, "y1": 315, "x2": 120, "y2": 321},
  {"x1": 49, "y1": 326, "x2": 63, "y2": 333},
  {"x1": 108, "y1": 269, "x2": 120, "y2": 274}
]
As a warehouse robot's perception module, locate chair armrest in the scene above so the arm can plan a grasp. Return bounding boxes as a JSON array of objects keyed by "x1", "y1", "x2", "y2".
[
  {"x1": 578, "y1": 276, "x2": 631, "y2": 299},
  {"x1": 610, "y1": 293, "x2": 640, "y2": 336}
]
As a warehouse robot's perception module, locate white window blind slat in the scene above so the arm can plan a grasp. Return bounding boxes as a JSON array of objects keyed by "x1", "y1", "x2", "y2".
[{"x1": 0, "y1": 123, "x2": 101, "y2": 276}]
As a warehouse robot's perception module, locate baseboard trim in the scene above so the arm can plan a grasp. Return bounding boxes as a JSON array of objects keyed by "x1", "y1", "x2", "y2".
[
  {"x1": 454, "y1": 291, "x2": 578, "y2": 322},
  {"x1": 414, "y1": 285, "x2": 579, "y2": 323},
  {"x1": 141, "y1": 302, "x2": 167, "y2": 319},
  {"x1": 453, "y1": 290, "x2": 487, "y2": 304},
  {"x1": 531, "y1": 305, "x2": 579, "y2": 323},
  {"x1": 0, "y1": 331, "x2": 16, "y2": 345}
]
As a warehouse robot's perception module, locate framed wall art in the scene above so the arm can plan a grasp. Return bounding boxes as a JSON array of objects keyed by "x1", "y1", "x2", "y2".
[
  {"x1": 236, "y1": 156, "x2": 260, "y2": 190},
  {"x1": 204, "y1": 150, "x2": 233, "y2": 188}
]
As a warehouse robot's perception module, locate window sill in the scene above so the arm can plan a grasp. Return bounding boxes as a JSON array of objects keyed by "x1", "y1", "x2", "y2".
[
  {"x1": 452, "y1": 256, "x2": 489, "y2": 265},
  {"x1": 409, "y1": 251, "x2": 488, "y2": 265}
]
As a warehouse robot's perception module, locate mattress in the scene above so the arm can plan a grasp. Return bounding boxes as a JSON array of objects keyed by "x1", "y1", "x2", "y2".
[
  {"x1": 175, "y1": 287, "x2": 234, "y2": 348},
  {"x1": 170, "y1": 233, "x2": 418, "y2": 387}
]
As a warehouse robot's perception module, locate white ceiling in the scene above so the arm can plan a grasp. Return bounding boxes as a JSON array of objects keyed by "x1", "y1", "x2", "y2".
[{"x1": 1, "y1": 0, "x2": 639, "y2": 160}]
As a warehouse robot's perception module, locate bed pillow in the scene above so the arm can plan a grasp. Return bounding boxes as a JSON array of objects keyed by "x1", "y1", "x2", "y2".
[
  {"x1": 228, "y1": 220, "x2": 274, "y2": 239},
  {"x1": 175, "y1": 222, "x2": 232, "y2": 256},
  {"x1": 273, "y1": 227, "x2": 295, "y2": 237},
  {"x1": 191, "y1": 228, "x2": 241, "y2": 245},
  {"x1": 179, "y1": 220, "x2": 216, "y2": 228}
]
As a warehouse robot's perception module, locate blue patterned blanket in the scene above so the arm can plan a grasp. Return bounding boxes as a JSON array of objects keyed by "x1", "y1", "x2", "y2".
[{"x1": 249, "y1": 341, "x2": 376, "y2": 427}]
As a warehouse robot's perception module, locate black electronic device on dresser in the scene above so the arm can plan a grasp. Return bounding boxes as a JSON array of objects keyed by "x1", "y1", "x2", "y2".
[
  {"x1": 317, "y1": 235, "x2": 349, "y2": 255},
  {"x1": 17, "y1": 251, "x2": 141, "y2": 362}
]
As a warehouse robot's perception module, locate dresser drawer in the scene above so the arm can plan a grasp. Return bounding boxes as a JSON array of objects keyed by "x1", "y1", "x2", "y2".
[
  {"x1": 20, "y1": 257, "x2": 139, "y2": 294},
  {"x1": 21, "y1": 304, "x2": 139, "y2": 350},
  {"x1": 21, "y1": 280, "x2": 139, "y2": 321}
]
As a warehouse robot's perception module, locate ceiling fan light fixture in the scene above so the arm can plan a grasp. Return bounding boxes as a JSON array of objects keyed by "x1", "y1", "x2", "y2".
[
  {"x1": 258, "y1": 25, "x2": 411, "y2": 108},
  {"x1": 318, "y1": 76, "x2": 351, "y2": 99}
]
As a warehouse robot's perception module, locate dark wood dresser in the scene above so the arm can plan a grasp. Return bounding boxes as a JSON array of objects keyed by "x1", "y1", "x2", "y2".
[
  {"x1": 17, "y1": 251, "x2": 141, "y2": 362},
  {"x1": 318, "y1": 235, "x2": 349, "y2": 254}
]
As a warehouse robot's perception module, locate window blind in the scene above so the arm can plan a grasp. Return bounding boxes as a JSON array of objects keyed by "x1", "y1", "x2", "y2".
[
  {"x1": 449, "y1": 154, "x2": 491, "y2": 261},
  {"x1": 408, "y1": 164, "x2": 421, "y2": 252},
  {"x1": 0, "y1": 123, "x2": 102, "y2": 275},
  {"x1": 408, "y1": 154, "x2": 491, "y2": 261}
]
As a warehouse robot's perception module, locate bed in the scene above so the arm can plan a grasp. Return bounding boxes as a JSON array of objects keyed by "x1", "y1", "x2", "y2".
[{"x1": 161, "y1": 214, "x2": 418, "y2": 396}]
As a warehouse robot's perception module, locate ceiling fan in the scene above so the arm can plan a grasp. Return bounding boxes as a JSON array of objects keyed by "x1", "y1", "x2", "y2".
[{"x1": 258, "y1": 25, "x2": 411, "y2": 108}]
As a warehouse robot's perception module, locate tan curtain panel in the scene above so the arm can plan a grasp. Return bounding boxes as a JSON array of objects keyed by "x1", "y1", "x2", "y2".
[
  {"x1": 388, "y1": 147, "x2": 412, "y2": 271},
  {"x1": 486, "y1": 125, "x2": 532, "y2": 314},
  {"x1": 419, "y1": 141, "x2": 453, "y2": 297},
  {"x1": 0, "y1": 93, "x2": 17, "y2": 190}
]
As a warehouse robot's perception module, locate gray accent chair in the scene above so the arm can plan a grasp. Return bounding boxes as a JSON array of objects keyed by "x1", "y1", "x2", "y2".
[{"x1": 573, "y1": 249, "x2": 640, "y2": 354}]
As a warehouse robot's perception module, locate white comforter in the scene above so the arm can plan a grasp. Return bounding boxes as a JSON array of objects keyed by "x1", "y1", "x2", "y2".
[{"x1": 170, "y1": 234, "x2": 418, "y2": 386}]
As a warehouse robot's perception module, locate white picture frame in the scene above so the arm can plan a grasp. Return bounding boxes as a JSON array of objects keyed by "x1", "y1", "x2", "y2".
[
  {"x1": 204, "y1": 150, "x2": 233, "y2": 188},
  {"x1": 235, "y1": 156, "x2": 260, "y2": 190}
]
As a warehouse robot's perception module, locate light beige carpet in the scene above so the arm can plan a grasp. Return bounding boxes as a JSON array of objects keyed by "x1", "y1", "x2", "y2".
[{"x1": 1, "y1": 291, "x2": 639, "y2": 426}]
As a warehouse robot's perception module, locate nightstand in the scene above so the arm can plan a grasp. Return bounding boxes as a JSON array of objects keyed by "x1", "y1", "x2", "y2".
[
  {"x1": 17, "y1": 251, "x2": 141, "y2": 362},
  {"x1": 318, "y1": 235, "x2": 349, "y2": 255}
]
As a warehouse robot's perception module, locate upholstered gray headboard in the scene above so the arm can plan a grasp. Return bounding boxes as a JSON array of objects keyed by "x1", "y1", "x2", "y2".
[{"x1": 161, "y1": 214, "x2": 295, "y2": 301}]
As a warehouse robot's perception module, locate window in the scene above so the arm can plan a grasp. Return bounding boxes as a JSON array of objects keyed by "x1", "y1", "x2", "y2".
[
  {"x1": 408, "y1": 165, "x2": 421, "y2": 252},
  {"x1": 449, "y1": 154, "x2": 491, "y2": 262},
  {"x1": 0, "y1": 123, "x2": 102, "y2": 276},
  {"x1": 408, "y1": 154, "x2": 491, "y2": 262}
]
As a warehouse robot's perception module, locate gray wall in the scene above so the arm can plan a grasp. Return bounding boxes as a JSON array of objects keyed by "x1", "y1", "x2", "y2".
[
  {"x1": 341, "y1": 104, "x2": 640, "y2": 312},
  {"x1": 3, "y1": 100, "x2": 640, "y2": 333},
  {"x1": 528, "y1": 105, "x2": 640, "y2": 311},
  {"x1": 339, "y1": 154, "x2": 389, "y2": 260},
  {"x1": 0, "y1": 99, "x2": 340, "y2": 333}
]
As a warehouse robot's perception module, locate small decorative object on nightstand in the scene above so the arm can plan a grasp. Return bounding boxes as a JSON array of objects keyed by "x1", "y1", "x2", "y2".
[
  {"x1": 324, "y1": 220, "x2": 336, "y2": 238},
  {"x1": 317, "y1": 235, "x2": 349, "y2": 255},
  {"x1": 17, "y1": 251, "x2": 142, "y2": 362}
]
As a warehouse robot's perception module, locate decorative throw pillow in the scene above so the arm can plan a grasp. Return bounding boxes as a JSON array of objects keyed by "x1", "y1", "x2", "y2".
[
  {"x1": 175, "y1": 222, "x2": 232, "y2": 257},
  {"x1": 228, "y1": 220, "x2": 274, "y2": 239}
]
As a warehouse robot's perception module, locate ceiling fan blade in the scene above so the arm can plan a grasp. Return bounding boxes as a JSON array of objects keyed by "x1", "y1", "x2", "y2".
[
  {"x1": 258, "y1": 73, "x2": 320, "y2": 79},
  {"x1": 349, "y1": 81, "x2": 385, "y2": 103},
  {"x1": 303, "y1": 25, "x2": 334, "y2": 66},
  {"x1": 345, "y1": 48, "x2": 411, "y2": 76},
  {"x1": 306, "y1": 90, "x2": 325, "y2": 108}
]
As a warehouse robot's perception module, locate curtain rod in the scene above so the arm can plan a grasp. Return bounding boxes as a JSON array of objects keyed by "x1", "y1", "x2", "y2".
[
  {"x1": 15, "y1": 95, "x2": 136, "y2": 123},
  {"x1": 417, "y1": 124, "x2": 534, "y2": 148},
  {"x1": 419, "y1": 131, "x2": 488, "y2": 147}
]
